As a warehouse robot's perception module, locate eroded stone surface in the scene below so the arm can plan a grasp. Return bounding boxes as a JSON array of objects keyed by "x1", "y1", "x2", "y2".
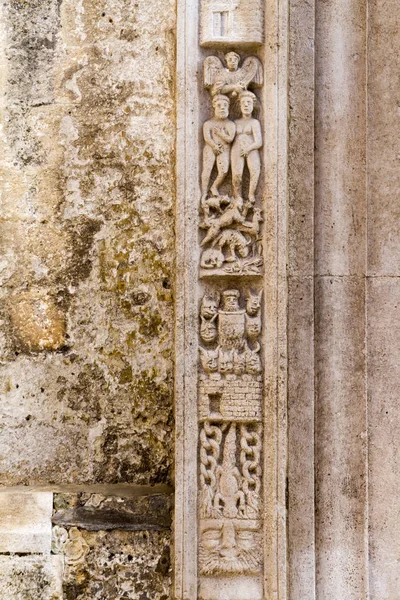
[
  {"x1": 0, "y1": 556, "x2": 63, "y2": 600},
  {"x1": 0, "y1": 492, "x2": 53, "y2": 554},
  {"x1": 52, "y1": 492, "x2": 172, "y2": 531},
  {"x1": 54, "y1": 528, "x2": 171, "y2": 600},
  {"x1": 0, "y1": 0, "x2": 175, "y2": 486}
]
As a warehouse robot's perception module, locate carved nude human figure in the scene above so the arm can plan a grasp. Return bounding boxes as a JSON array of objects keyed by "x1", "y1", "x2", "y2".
[
  {"x1": 201, "y1": 95, "x2": 236, "y2": 205},
  {"x1": 231, "y1": 91, "x2": 263, "y2": 209}
]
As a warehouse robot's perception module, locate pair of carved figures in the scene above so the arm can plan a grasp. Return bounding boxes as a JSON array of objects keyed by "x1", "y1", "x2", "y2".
[{"x1": 200, "y1": 53, "x2": 264, "y2": 275}]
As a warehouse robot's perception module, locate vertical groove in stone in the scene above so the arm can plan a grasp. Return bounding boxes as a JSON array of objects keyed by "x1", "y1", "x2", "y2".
[
  {"x1": 287, "y1": 0, "x2": 316, "y2": 596},
  {"x1": 315, "y1": 0, "x2": 368, "y2": 598},
  {"x1": 367, "y1": 0, "x2": 400, "y2": 597},
  {"x1": 262, "y1": 0, "x2": 289, "y2": 597},
  {"x1": 174, "y1": 0, "x2": 200, "y2": 598}
]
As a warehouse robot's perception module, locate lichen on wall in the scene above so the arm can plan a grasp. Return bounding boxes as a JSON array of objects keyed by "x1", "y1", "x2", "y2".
[{"x1": 0, "y1": 0, "x2": 176, "y2": 485}]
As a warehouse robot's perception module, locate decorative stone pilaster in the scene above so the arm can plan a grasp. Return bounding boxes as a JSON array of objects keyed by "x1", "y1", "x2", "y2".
[{"x1": 175, "y1": 1, "x2": 289, "y2": 599}]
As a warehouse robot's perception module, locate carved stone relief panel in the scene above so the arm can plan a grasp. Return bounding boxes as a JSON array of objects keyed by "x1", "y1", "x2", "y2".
[
  {"x1": 200, "y1": 0, "x2": 264, "y2": 47},
  {"x1": 198, "y1": 286, "x2": 263, "y2": 599},
  {"x1": 197, "y1": 26, "x2": 266, "y2": 597},
  {"x1": 200, "y1": 53, "x2": 264, "y2": 277},
  {"x1": 175, "y1": 0, "x2": 289, "y2": 597}
]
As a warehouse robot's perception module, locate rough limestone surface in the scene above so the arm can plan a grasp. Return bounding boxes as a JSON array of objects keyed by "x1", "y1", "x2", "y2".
[
  {"x1": 0, "y1": 556, "x2": 63, "y2": 600},
  {"x1": 0, "y1": 492, "x2": 53, "y2": 553},
  {"x1": 52, "y1": 526, "x2": 171, "y2": 600},
  {"x1": 0, "y1": 0, "x2": 175, "y2": 485}
]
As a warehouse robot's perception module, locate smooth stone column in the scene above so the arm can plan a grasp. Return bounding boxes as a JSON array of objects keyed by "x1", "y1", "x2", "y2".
[
  {"x1": 287, "y1": 0, "x2": 316, "y2": 596},
  {"x1": 315, "y1": 0, "x2": 368, "y2": 598}
]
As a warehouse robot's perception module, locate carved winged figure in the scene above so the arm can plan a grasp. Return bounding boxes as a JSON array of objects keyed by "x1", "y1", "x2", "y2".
[{"x1": 204, "y1": 52, "x2": 263, "y2": 98}]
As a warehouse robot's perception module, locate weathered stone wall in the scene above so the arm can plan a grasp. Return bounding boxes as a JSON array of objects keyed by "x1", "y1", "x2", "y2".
[
  {"x1": 0, "y1": 0, "x2": 175, "y2": 485},
  {"x1": 3, "y1": 0, "x2": 400, "y2": 598},
  {"x1": 0, "y1": 0, "x2": 175, "y2": 596}
]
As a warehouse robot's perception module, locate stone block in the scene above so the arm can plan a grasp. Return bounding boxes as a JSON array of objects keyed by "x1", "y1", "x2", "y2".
[
  {"x1": 367, "y1": 0, "x2": 400, "y2": 276},
  {"x1": 54, "y1": 527, "x2": 171, "y2": 600},
  {"x1": 368, "y1": 277, "x2": 400, "y2": 599},
  {"x1": 200, "y1": 0, "x2": 264, "y2": 47},
  {"x1": 8, "y1": 290, "x2": 66, "y2": 353},
  {"x1": 315, "y1": 276, "x2": 367, "y2": 599},
  {"x1": 0, "y1": 492, "x2": 53, "y2": 554},
  {"x1": 52, "y1": 492, "x2": 172, "y2": 531},
  {"x1": 0, "y1": 556, "x2": 63, "y2": 600}
]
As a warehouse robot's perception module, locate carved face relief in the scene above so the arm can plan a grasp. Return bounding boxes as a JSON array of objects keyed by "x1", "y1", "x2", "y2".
[
  {"x1": 201, "y1": 295, "x2": 220, "y2": 319},
  {"x1": 240, "y1": 95, "x2": 254, "y2": 117},
  {"x1": 199, "y1": 518, "x2": 261, "y2": 575},
  {"x1": 246, "y1": 290, "x2": 262, "y2": 316},
  {"x1": 201, "y1": 316, "x2": 218, "y2": 343},
  {"x1": 233, "y1": 349, "x2": 245, "y2": 375},
  {"x1": 237, "y1": 243, "x2": 250, "y2": 258},
  {"x1": 213, "y1": 97, "x2": 230, "y2": 119},
  {"x1": 245, "y1": 343, "x2": 262, "y2": 375},
  {"x1": 221, "y1": 289, "x2": 240, "y2": 312},
  {"x1": 225, "y1": 52, "x2": 240, "y2": 72},
  {"x1": 200, "y1": 346, "x2": 219, "y2": 374},
  {"x1": 218, "y1": 348, "x2": 234, "y2": 374},
  {"x1": 245, "y1": 314, "x2": 261, "y2": 340}
]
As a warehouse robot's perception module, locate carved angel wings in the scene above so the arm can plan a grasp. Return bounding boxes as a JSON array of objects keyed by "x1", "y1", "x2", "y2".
[{"x1": 204, "y1": 55, "x2": 263, "y2": 96}]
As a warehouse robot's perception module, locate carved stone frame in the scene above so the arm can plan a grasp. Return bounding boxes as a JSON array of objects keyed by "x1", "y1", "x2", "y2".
[{"x1": 174, "y1": 1, "x2": 289, "y2": 597}]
